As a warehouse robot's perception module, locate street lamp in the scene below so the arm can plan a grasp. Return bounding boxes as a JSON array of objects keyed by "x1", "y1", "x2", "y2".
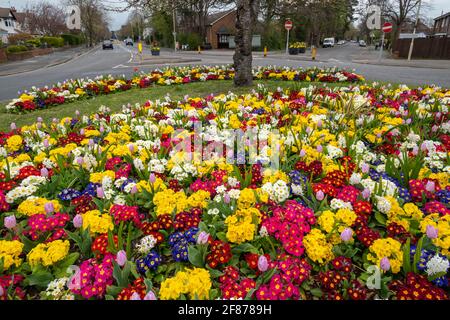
[{"x1": 407, "y1": 0, "x2": 422, "y2": 61}]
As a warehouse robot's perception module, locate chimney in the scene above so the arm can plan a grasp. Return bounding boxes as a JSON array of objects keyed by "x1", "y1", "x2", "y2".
[{"x1": 11, "y1": 7, "x2": 16, "y2": 12}]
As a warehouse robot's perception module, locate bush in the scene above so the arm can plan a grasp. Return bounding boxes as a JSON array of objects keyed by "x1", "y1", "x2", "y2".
[
  {"x1": 7, "y1": 45, "x2": 28, "y2": 53},
  {"x1": 40, "y1": 36, "x2": 64, "y2": 48},
  {"x1": 7, "y1": 33, "x2": 33, "y2": 45},
  {"x1": 61, "y1": 34, "x2": 84, "y2": 46},
  {"x1": 178, "y1": 33, "x2": 202, "y2": 50},
  {"x1": 25, "y1": 38, "x2": 41, "y2": 48}
]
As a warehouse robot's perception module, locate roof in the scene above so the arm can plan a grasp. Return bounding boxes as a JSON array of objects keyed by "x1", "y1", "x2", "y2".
[
  {"x1": 207, "y1": 9, "x2": 235, "y2": 26},
  {"x1": 434, "y1": 12, "x2": 450, "y2": 21},
  {"x1": 14, "y1": 12, "x2": 26, "y2": 24},
  {"x1": 0, "y1": 7, "x2": 14, "y2": 18}
]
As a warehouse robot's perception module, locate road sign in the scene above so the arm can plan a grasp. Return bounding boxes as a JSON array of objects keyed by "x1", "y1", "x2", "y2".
[
  {"x1": 382, "y1": 22, "x2": 393, "y2": 33},
  {"x1": 285, "y1": 20, "x2": 293, "y2": 30}
]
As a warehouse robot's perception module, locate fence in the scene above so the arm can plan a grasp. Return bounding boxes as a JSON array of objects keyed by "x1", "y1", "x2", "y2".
[{"x1": 394, "y1": 37, "x2": 450, "y2": 59}]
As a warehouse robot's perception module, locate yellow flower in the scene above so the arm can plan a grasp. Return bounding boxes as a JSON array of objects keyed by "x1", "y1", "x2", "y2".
[
  {"x1": 237, "y1": 188, "x2": 256, "y2": 209},
  {"x1": 82, "y1": 210, "x2": 114, "y2": 234},
  {"x1": 89, "y1": 170, "x2": 116, "y2": 183},
  {"x1": 160, "y1": 268, "x2": 211, "y2": 300},
  {"x1": 27, "y1": 240, "x2": 70, "y2": 267},
  {"x1": 17, "y1": 198, "x2": 62, "y2": 216},
  {"x1": 187, "y1": 190, "x2": 210, "y2": 208},
  {"x1": 304, "y1": 228, "x2": 334, "y2": 264},
  {"x1": 225, "y1": 208, "x2": 260, "y2": 244},
  {"x1": 153, "y1": 189, "x2": 188, "y2": 216},
  {"x1": 367, "y1": 238, "x2": 403, "y2": 273},
  {"x1": 420, "y1": 214, "x2": 450, "y2": 255},
  {"x1": 6, "y1": 135, "x2": 23, "y2": 152},
  {"x1": 0, "y1": 240, "x2": 24, "y2": 270}
]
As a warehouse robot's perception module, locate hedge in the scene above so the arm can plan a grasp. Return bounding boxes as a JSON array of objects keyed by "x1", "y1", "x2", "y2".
[
  {"x1": 40, "y1": 36, "x2": 64, "y2": 48},
  {"x1": 6, "y1": 45, "x2": 28, "y2": 53}
]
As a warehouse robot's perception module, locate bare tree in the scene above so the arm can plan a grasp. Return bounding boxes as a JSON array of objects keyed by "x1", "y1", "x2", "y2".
[{"x1": 23, "y1": 1, "x2": 68, "y2": 35}]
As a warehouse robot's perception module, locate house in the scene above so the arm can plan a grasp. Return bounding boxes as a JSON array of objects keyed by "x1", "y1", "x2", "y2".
[
  {"x1": 433, "y1": 12, "x2": 450, "y2": 36},
  {"x1": 398, "y1": 18, "x2": 432, "y2": 38},
  {"x1": 205, "y1": 10, "x2": 236, "y2": 49},
  {"x1": 0, "y1": 7, "x2": 23, "y2": 43}
]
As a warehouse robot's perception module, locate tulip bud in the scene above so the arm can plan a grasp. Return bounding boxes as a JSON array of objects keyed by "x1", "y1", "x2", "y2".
[
  {"x1": 128, "y1": 144, "x2": 135, "y2": 153},
  {"x1": 10, "y1": 123, "x2": 16, "y2": 130},
  {"x1": 380, "y1": 257, "x2": 390, "y2": 271},
  {"x1": 412, "y1": 146, "x2": 419, "y2": 156},
  {"x1": 73, "y1": 214, "x2": 83, "y2": 228},
  {"x1": 88, "y1": 139, "x2": 94, "y2": 147},
  {"x1": 130, "y1": 292, "x2": 141, "y2": 300},
  {"x1": 43, "y1": 139, "x2": 49, "y2": 148},
  {"x1": 100, "y1": 126, "x2": 105, "y2": 133},
  {"x1": 75, "y1": 110, "x2": 80, "y2": 117},
  {"x1": 40, "y1": 167, "x2": 49, "y2": 178},
  {"x1": 130, "y1": 185, "x2": 138, "y2": 194},
  {"x1": 197, "y1": 231, "x2": 210, "y2": 245},
  {"x1": 405, "y1": 118, "x2": 412, "y2": 125},
  {"x1": 299, "y1": 149, "x2": 306, "y2": 157},
  {"x1": 143, "y1": 291, "x2": 157, "y2": 300},
  {"x1": 37, "y1": 117, "x2": 43, "y2": 123},
  {"x1": 116, "y1": 250, "x2": 127, "y2": 267},
  {"x1": 0, "y1": 285, "x2": 4, "y2": 296},
  {"x1": 149, "y1": 173, "x2": 156, "y2": 184},
  {"x1": 77, "y1": 157, "x2": 84, "y2": 165},
  {"x1": 426, "y1": 225, "x2": 438, "y2": 239},
  {"x1": 340, "y1": 228, "x2": 353, "y2": 242},
  {"x1": 362, "y1": 188, "x2": 371, "y2": 199},
  {"x1": 258, "y1": 255, "x2": 269, "y2": 272},
  {"x1": 361, "y1": 163, "x2": 370, "y2": 174},
  {"x1": 44, "y1": 202, "x2": 54, "y2": 214},
  {"x1": 96, "y1": 187, "x2": 105, "y2": 198},
  {"x1": 4, "y1": 215, "x2": 16, "y2": 229},
  {"x1": 315, "y1": 190, "x2": 325, "y2": 201},
  {"x1": 316, "y1": 145, "x2": 323, "y2": 153},
  {"x1": 305, "y1": 127, "x2": 312, "y2": 134},
  {"x1": 223, "y1": 193, "x2": 231, "y2": 204},
  {"x1": 317, "y1": 120, "x2": 322, "y2": 128},
  {"x1": 425, "y1": 181, "x2": 435, "y2": 193}
]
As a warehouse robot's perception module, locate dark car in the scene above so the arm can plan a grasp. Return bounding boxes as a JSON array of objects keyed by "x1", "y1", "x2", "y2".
[
  {"x1": 125, "y1": 38, "x2": 133, "y2": 46},
  {"x1": 102, "y1": 40, "x2": 114, "y2": 50}
]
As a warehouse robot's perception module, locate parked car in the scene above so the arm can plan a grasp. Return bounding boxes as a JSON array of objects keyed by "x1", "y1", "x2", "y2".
[
  {"x1": 337, "y1": 40, "x2": 346, "y2": 45},
  {"x1": 102, "y1": 40, "x2": 113, "y2": 50},
  {"x1": 358, "y1": 40, "x2": 367, "y2": 47},
  {"x1": 322, "y1": 38, "x2": 335, "y2": 48},
  {"x1": 125, "y1": 38, "x2": 133, "y2": 46}
]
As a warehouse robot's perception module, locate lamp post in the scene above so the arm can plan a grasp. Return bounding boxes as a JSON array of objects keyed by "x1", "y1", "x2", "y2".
[
  {"x1": 173, "y1": 0, "x2": 177, "y2": 52},
  {"x1": 407, "y1": 0, "x2": 422, "y2": 61}
]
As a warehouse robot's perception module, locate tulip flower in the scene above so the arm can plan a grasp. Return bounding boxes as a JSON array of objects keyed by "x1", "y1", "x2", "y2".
[
  {"x1": 257, "y1": 255, "x2": 269, "y2": 272},
  {"x1": 197, "y1": 231, "x2": 210, "y2": 245},
  {"x1": 380, "y1": 257, "x2": 390, "y2": 271},
  {"x1": 4, "y1": 215, "x2": 16, "y2": 229},
  {"x1": 426, "y1": 225, "x2": 438, "y2": 239},
  {"x1": 96, "y1": 187, "x2": 105, "y2": 198},
  {"x1": 144, "y1": 291, "x2": 157, "y2": 300},
  {"x1": 73, "y1": 214, "x2": 83, "y2": 228},
  {"x1": 340, "y1": 228, "x2": 353, "y2": 242},
  {"x1": 315, "y1": 190, "x2": 325, "y2": 201},
  {"x1": 44, "y1": 202, "x2": 54, "y2": 214},
  {"x1": 116, "y1": 250, "x2": 127, "y2": 267}
]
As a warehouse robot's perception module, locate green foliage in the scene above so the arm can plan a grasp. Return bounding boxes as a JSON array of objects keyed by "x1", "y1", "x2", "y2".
[
  {"x1": 6, "y1": 45, "x2": 28, "y2": 53},
  {"x1": 25, "y1": 38, "x2": 41, "y2": 48},
  {"x1": 261, "y1": 23, "x2": 284, "y2": 50},
  {"x1": 40, "y1": 36, "x2": 64, "y2": 48},
  {"x1": 61, "y1": 34, "x2": 84, "y2": 46},
  {"x1": 178, "y1": 33, "x2": 202, "y2": 50},
  {"x1": 151, "y1": 11, "x2": 173, "y2": 48},
  {"x1": 7, "y1": 33, "x2": 33, "y2": 45}
]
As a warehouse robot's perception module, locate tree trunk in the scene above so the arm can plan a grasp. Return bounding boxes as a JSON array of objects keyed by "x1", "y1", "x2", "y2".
[{"x1": 233, "y1": 0, "x2": 259, "y2": 87}]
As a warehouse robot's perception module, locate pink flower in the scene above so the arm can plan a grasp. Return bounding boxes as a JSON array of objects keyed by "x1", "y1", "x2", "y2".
[
  {"x1": 258, "y1": 255, "x2": 269, "y2": 272},
  {"x1": 128, "y1": 144, "x2": 135, "y2": 153},
  {"x1": 73, "y1": 214, "x2": 83, "y2": 228},
  {"x1": 144, "y1": 291, "x2": 157, "y2": 300},
  {"x1": 10, "y1": 123, "x2": 16, "y2": 130},
  {"x1": 40, "y1": 167, "x2": 49, "y2": 178},
  {"x1": 315, "y1": 190, "x2": 325, "y2": 201},
  {"x1": 4, "y1": 215, "x2": 16, "y2": 229},
  {"x1": 412, "y1": 146, "x2": 419, "y2": 156},
  {"x1": 340, "y1": 228, "x2": 353, "y2": 242},
  {"x1": 316, "y1": 145, "x2": 323, "y2": 153},
  {"x1": 44, "y1": 202, "x2": 54, "y2": 214},
  {"x1": 361, "y1": 163, "x2": 370, "y2": 174},
  {"x1": 76, "y1": 157, "x2": 84, "y2": 165},
  {"x1": 96, "y1": 187, "x2": 105, "y2": 198},
  {"x1": 116, "y1": 250, "x2": 127, "y2": 267},
  {"x1": 362, "y1": 188, "x2": 371, "y2": 199},
  {"x1": 317, "y1": 120, "x2": 322, "y2": 128},
  {"x1": 130, "y1": 185, "x2": 138, "y2": 194},
  {"x1": 130, "y1": 292, "x2": 141, "y2": 300},
  {"x1": 196, "y1": 231, "x2": 210, "y2": 245},
  {"x1": 223, "y1": 193, "x2": 231, "y2": 204},
  {"x1": 299, "y1": 149, "x2": 306, "y2": 157},
  {"x1": 149, "y1": 173, "x2": 156, "y2": 184},
  {"x1": 380, "y1": 257, "x2": 390, "y2": 271},
  {"x1": 43, "y1": 139, "x2": 49, "y2": 148},
  {"x1": 0, "y1": 285, "x2": 4, "y2": 296},
  {"x1": 426, "y1": 225, "x2": 438, "y2": 239},
  {"x1": 425, "y1": 181, "x2": 435, "y2": 193}
]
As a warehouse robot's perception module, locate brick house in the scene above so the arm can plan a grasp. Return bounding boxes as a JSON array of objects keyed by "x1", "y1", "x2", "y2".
[
  {"x1": 433, "y1": 12, "x2": 450, "y2": 36},
  {"x1": 0, "y1": 7, "x2": 23, "y2": 44},
  {"x1": 205, "y1": 10, "x2": 236, "y2": 49}
]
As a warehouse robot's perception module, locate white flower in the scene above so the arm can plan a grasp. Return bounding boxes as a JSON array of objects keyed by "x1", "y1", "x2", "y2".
[
  {"x1": 330, "y1": 198, "x2": 353, "y2": 210},
  {"x1": 207, "y1": 208, "x2": 220, "y2": 215},
  {"x1": 349, "y1": 173, "x2": 362, "y2": 185},
  {"x1": 375, "y1": 196, "x2": 391, "y2": 214},
  {"x1": 136, "y1": 235, "x2": 157, "y2": 255},
  {"x1": 426, "y1": 255, "x2": 449, "y2": 276},
  {"x1": 259, "y1": 226, "x2": 269, "y2": 237},
  {"x1": 228, "y1": 189, "x2": 241, "y2": 200},
  {"x1": 291, "y1": 183, "x2": 303, "y2": 196}
]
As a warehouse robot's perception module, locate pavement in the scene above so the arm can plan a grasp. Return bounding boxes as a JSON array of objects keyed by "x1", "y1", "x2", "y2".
[{"x1": 0, "y1": 42, "x2": 449, "y2": 101}]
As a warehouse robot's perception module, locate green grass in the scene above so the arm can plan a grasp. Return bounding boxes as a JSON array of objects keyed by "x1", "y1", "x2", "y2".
[{"x1": 0, "y1": 80, "x2": 346, "y2": 131}]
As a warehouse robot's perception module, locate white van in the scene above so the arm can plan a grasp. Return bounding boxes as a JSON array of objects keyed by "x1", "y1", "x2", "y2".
[{"x1": 322, "y1": 38, "x2": 335, "y2": 48}]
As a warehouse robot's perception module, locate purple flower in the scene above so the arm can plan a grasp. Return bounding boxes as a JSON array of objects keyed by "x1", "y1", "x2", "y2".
[
  {"x1": 73, "y1": 214, "x2": 83, "y2": 228},
  {"x1": 257, "y1": 255, "x2": 269, "y2": 272},
  {"x1": 37, "y1": 117, "x2": 43, "y2": 123},
  {"x1": 315, "y1": 190, "x2": 325, "y2": 201},
  {"x1": 223, "y1": 193, "x2": 231, "y2": 204},
  {"x1": 299, "y1": 149, "x2": 306, "y2": 157},
  {"x1": 149, "y1": 173, "x2": 156, "y2": 184},
  {"x1": 96, "y1": 187, "x2": 105, "y2": 198},
  {"x1": 340, "y1": 228, "x2": 353, "y2": 242},
  {"x1": 0, "y1": 285, "x2": 4, "y2": 296},
  {"x1": 130, "y1": 185, "x2": 138, "y2": 194},
  {"x1": 43, "y1": 139, "x2": 49, "y2": 148},
  {"x1": 40, "y1": 167, "x2": 49, "y2": 178},
  {"x1": 80, "y1": 129, "x2": 85, "y2": 135},
  {"x1": 4, "y1": 215, "x2": 16, "y2": 229},
  {"x1": 412, "y1": 146, "x2": 419, "y2": 156},
  {"x1": 361, "y1": 163, "x2": 370, "y2": 174},
  {"x1": 197, "y1": 231, "x2": 210, "y2": 245},
  {"x1": 425, "y1": 181, "x2": 435, "y2": 193},
  {"x1": 316, "y1": 145, "x2": 323, "y2": 153},
  {"x1": 405, "y1": 118, "x2": 412, "y2": 125},
  {"x1": 130, "y1": 292, "x2": 141, "y2": 300},
  {"x1": 76, "y1": 157, "x2": 84, "y2": 165},
  {"x1": 317, "y1": 120, "x2": 322, "y2": 128},
  {"x1": 128, "y1": 144, "x2": 135, "y2": 153},
  {"x1": 10, "y1": 123, "x2": 16, "y2": 130},
  {"x1": 116, "y1": 250, "x2": 127, "y2": 267},
  {"x1": 44, "y1": 202, "x2": 54, "y2": 214},
  {"x1": 144, "y1": 291, "x2": 157, "y2": 300},
  {"x1": 380, "y1": 257, "x2": 390, "y2": 271},
  {"x1": 75, "y1": 110, "x2": 80, "y2": 117},
  {"x1": 362, "y1": 188, "x2": 371, "y2": 199},
  {"x1": 426, "y1": 225, "x2": 438, "y2": 239},
  {"x1": 420, "y1": 142, "x2": 428, "y2": 152}
]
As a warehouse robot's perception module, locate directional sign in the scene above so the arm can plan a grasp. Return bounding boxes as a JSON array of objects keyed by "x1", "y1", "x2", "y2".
[
  {"x1": 382, "y1": 22, "x2": 393, "y2": 33},
  {"x1": 285, "y1": 20, "x2": 293, "y2": 30}
]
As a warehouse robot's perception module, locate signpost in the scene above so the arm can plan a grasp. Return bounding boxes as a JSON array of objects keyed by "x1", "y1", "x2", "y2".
[
  {"x1": 285, "y1": 19, "x2": 293, "y2": 55},
  {"x1": 378, "y1": 22, "x2": 392, "y2": 61}
]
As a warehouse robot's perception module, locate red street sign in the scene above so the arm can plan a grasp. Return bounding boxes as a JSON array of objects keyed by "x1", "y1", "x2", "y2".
[
  {"x1": 285, "y1": 20, "x2": 293, "y2": 30},
  {"x1": 382, "y1": 22, "x2": 392, "y2": 33}
]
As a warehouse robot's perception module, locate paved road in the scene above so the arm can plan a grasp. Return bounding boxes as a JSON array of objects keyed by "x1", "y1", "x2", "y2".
[{"x1": 0, "y1": 42, "x2": 449, "y2": 101}]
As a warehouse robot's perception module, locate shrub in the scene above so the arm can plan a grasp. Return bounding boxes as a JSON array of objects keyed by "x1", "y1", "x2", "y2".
[
  {"x1": 25, "y1": 38, "x2": 41, "y2": 48},
  {"x1": 178, "y1": 33, "x2": 202, "y2": 50},
  {"x1": 61, "y1": 34, "x2": 84, "y2": 46},
  {"x1": 40, "y1": 36, "x2": 64, "y2": 48},
  {"x1": 7, "y1": 45, "x2": 28, "y2": 53},
  {"x1": 7, "y1": 33, "x2": 33, "y2": 45}
]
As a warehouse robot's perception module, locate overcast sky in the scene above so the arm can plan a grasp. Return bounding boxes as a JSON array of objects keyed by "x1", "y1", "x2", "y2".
[{"x1": 1, "y1": 0, "x2": 450, "y2": 31}]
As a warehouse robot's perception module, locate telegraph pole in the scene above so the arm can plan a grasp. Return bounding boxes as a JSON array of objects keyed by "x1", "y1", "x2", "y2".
[{"x1": 407, "y1": 0, "x2": 422, "y2": 61}]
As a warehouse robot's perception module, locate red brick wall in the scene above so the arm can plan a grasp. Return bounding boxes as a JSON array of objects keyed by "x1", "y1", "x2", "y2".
[
  {"x1": 0, "y1": 48, "x2": 6, "y2": 63},
  {"x1": 207, "y1": 11, "x2": 237, "y2": 49}
]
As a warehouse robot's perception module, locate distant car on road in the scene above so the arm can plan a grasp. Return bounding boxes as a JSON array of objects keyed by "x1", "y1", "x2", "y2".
[
  {"x1": 358, "y1": 40, "x2": 367, "y2": 47},
  {"x1": 125, "y1": 38, "x2": 133, "y2": 46},
  {"x1": 102, "y1": 40, "x2": 114, "y2": 50},
  {"x1": 337, "y1": 40, "x2": 346, "y2": 45},
  {"x1": 322, "y1": 38, "x2": 335, "y2": 48}
]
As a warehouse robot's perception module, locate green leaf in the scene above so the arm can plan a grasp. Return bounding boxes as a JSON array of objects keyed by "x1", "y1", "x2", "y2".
[
  {"x1": 374, "y1": 212, "x2": 386, "y2": 225},
  {"x1": 413, "y1": 236, "x2": 424, "y2": 274},
  {"x1": 105, "y1": 294, "x2": 115, "y2": 300},
  {"x1": 310, "y1": 288, "x2": 323, "y2": 298},
  {"x1": 106, "y1": 285, "x2": 123, "y2": 296},
  {"x1": 402, "y1": 238, "x2": 412, "y2": 275},
  {"x1": 261, "y1": 268, "x2": 277, "y2": 284},
  {"x1": 188, "y1": 245, "x2": 204, "y2": 267},
  {"x1": 231, "y1": 243, "x2": 258, "y2": 255},
  {"x1": 26, "y1": 270, "x2": 53, "y2": 288}
]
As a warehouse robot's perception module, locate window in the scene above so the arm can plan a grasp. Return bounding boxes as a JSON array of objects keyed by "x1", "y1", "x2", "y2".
[{"x1": 218, "y1": 35, "x2": 228, "y2": 43}]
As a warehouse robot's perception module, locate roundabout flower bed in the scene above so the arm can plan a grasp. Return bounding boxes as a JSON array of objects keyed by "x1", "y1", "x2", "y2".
[
  {"x1": 0, "y1": 82, "x2": 449, "y2": 300},
  {"x1": 5, "y1": 65, "x2": 363, "y2": 114}
]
